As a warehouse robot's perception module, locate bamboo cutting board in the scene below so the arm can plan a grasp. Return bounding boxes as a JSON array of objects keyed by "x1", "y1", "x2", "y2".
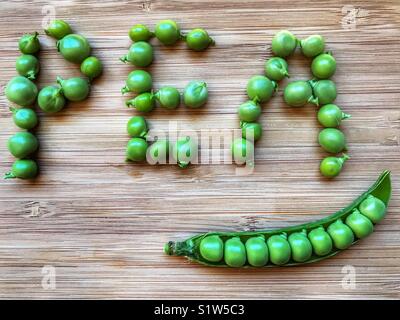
[{"x1": 0, "y1": 0, "x2": 399, "y2": 299}]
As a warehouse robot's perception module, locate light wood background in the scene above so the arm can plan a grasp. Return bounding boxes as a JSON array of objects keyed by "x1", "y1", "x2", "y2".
[{"x1": 0, "y1": 0, "x2": 399, "y2": 299}]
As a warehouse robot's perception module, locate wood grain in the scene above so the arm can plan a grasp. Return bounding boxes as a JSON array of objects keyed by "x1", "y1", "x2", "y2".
[{"x1": 0, "y1": 0, "x2": 399, "y2": 299}]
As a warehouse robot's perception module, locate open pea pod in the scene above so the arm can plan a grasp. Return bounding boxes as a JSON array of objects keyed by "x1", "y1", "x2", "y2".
[{"x1": 165, "y1": 170, "x2": 391, "y2": 267}]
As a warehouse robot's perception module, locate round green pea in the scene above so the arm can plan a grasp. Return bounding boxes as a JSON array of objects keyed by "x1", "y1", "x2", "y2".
[
  {"x1": 311, "y1": 79, "x2": 337, "y2": 106},
  {"x1": 38, "y1": 86, "x2": 66, "y2": 113},
  {"x1": 155, "y1": 87, "x2": 181, "y2": 109},
  {"x1": 199, "y1": 235, "x2": 224, "y2": 262},
  {"x1": 300, "y1": 35, "x2": 325, "y2": 58},
  {"x1": 4, "y1": 159, "x2": 38, "y2": 180},
  {"x1": 5, "y1": 76, "x2": 38, "y2": 107},
  {"x1": 311, "y1": 53, "x2": 336, "y2": 79},
  {"x1": 345, "y1": 209, "x2": 374, "y2": 239},
  {"x1": 267, "y1": 234, "x2": 291, "y2": 265},
  {"x1": 185, "y1": 28, "x2": 214, "y2": 51},
  {"x1": 264, "y1": 57, "x2": 289, "y2": 81},
  {"x1": 327, "y1": 219, "x2": 354, "y2": 250},
  {"x1": 224, "y1": 237, "x2": 246, "y2": 267},
  {"x1": 318, "y1": 128, "x2": 346, "y2": 154},
  {"x1": 18, "y1": 32, "x2": 40, "y2": 54},
  {"x1": 183, "y1": 81, "x2": 208, "y2": 108},
  {"x1": 57, "y1": 77, "x2": 90, "y2": 102},
  {"x1": 231, "y1": 138, "x2": 255, "y2": 166},
  {"x1": 308, "y1": 227, "x2": 332, "y2": 256},
  {"x1": 57, "y1": 34, "x2": 91, "y2": 63},
  {"x1": 271, "y1": 30, "x2": 297, "y2": 57},
  {"x1": 121, "y1": 41, "x2": 153, "y2": 67},
  {"x1": 80, "y1": 56, "x2": 103, "y2": 80},
  {"x1": 172, "y1": 136, "x2": 198, "y2": 168},
  {"x1": 45, "y1": 20, "x2": 72, "y2": 40},
  {"x1": 122, "y1": 70, "x2": 152, "y2": 94},
  {"x1": 155, "y1": 20, "x2": 181, "y2": 46},
  {"x1": 10, "y1": 107, "x2": 38, "y2": 130},
  {"x1": 288, "y1": 231, "x2": 313, "y2": 263},
  {"x1": 246, "y1": 75, "x2": 276, "y2": 103},
  {"x1": 245, "y1": 236, "x2": 269, "y2": 267},
  {"x1": 126, "y1": 137, "x2": 148, "y2": 162},
  {"x1": 358, "y1": 195, "x2": 386, "y2": 224},
  {"x1": 283, "y1": 80, "x2": 314, "y2": 107},
  {"x1": 317, "y1": 104, "x2": 351, "y2": 128},
  {"x1": 16, "y1": 54, "x2": 40, "y2": 80},
  {"x1": 147, "y1": 140, "x2": 170, "y2": 165},
  {"x1": 126, "y1": 93, "x2": 155, "y2": 113},
  {"x1": 320, "y1": 154, "x2": 349, "y2": 178},
  {"x1": 238, "y1": 101, "x2": 261, "y2": 122},
  {"x1": 129, "y1": 24, "x2": 153, "y2": 42},
  {"x1": 126, "y1": 116, "x2": 148, "y2": 138},
  {"x1": 241, "y1": 122, "x2": 262, "y2": 142},
  {"x1": 8, "y1": 132, "x2": 39, "y2": 159}
]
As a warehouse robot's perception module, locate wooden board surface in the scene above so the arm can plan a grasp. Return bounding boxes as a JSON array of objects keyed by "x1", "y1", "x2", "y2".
[{"x1": 0, "y1": 0, "x2": 399, "y2": 299}]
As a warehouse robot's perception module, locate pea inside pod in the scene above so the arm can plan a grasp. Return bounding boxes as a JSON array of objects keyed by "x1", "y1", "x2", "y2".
[
  {"x1": 245, "y1": 236, "x2": 269, "y2": 267},
  {"x1": 308, "y1": 227, "x2": 332, "y2": 256},
  {"x1": 327, "y1": 219, "x2": 354, "y2": 250},
  {"x1": 267, "y1": 234, "x2": 291, "y2": 265},
  {"x1": 200, "y1": 235, "x2": 224, "y2": 262},
  {"x1": 224, "y1": 237, "x2": 246, "y2": 267},
  {"x1": 345, "y1": 209, "x2": 374, "y2": 239},
  {"x1": 358, "y1": 195, "x2": 386, "y2": 223},
  {"x1": 288, "y1": 230, "x2": 312, "y2": 263}
]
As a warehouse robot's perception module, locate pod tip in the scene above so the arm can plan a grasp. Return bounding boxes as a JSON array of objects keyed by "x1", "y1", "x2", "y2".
[{"x1": 164, "y1": 241, "x2": 175, "y2": 255}]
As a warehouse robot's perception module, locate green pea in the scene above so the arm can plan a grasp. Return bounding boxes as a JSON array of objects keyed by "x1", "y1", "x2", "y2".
[
  {"x1": 183, "y1": 81, "x2": 208, "y2": 108},
  {"x1": 38, "y1": 85, "x2": 66, "y2": 113},
  {"x1": 45, "y1": 20, "x2": 72, "y2": 40},
  {"x1": 231, "y1": 138, "x2": 255, "y2": 165},
  {"x1": 155, "y1": 20, "x2": 181, "y2": 46},
  {"x1": 241, "y1": 122, "x2": 262, "y2": 142},
  {"x1": 345, "y1": 209, "x2": 374, "y2": 239},
  {"x1": 80, "y1": 56, "x2": 103, "y2": 80},
  {"x1": 16, "y1": 54, "x2": 40, "y2": 80},
  {"x1": 147, "y1": 140, "x2": 170, "y2": 165},
  {"x1": 264, "y1": 57, "x2": 289, "y2": 81},
  {"x1": 224, "y1": 237, "x2": 246, "y2": 267},
  {"x1": 120, "y1": 41, "x2": 153, "y2": 67},
  {"x1": 311, "y1": 79, "x2": 337, "y2": 106},
  {"x1": 129, "y1": 24, "x2": 154, "y2": 42},
  {"x1": 126, "y1": 116, "x2": 148, "y2": 138},
  {"x1": 327, "y1": 219, "x2": 354, "y2": 250},
  {"x1": 5, "y1": 76, "x2": 38, "y2": 107},
  {"x1": 10, "y1": 107, "x2": 38, "y2": 130},
  {"x1": 308, "y1": 227, "x2": 332, "y2": 256},
  {"x1": 318, "y1": 128, "x2": 346, "y2": 154},
  {"x1": 238, "y1": 101, "x2": 261, "y2": 122},
  {"x1": 300, "y1": 35, "x2": 325, "y2": 58},
  {"x1": 155, "y1": 87, "x2": 181, "y2": 109},
  {"x1": 200, "y1": 235, "x2": 224, "y2": 262},
  {"x1": 185, "y1": 28, "x2": 214, "y2": 51},
  {"x1": 317, "y1": 104, "x2": 351, "y2": 128},
  {"x1": 246, "y1": 75, "x2": 276, "y2": 103},
  {"x1": 126, "y1": 137, "x2": 148, "y2": 162},
  {"x1": 18, "y1": 32, "x2": 40, "y2": 54},
  {"x1": 358, "y1": 195, "x2": 386, "y2": 224},
  {"x1": 288, "y1": 230, "x2": 312, "y2": 263},
  {"x1": 57, "y1": 77, "x2": 90, "y2": 102},
  {"x1": 4, "y1": 159, "x2": 38, "y2": 180},
  {"x1": 57, "y1": 34, "x2": 91, "y2": 63},
  {"x1": 283, "y1": 80, "x2": 315, "y2": 107},
  {"x1": 172, "y1": 136, "x2": 198, "y2": 168},
  {"x1": 267, "y1": 234, "x2": 291, "y2": 265},
  {"x1": 311, "y1": 53, "x2": 336, "y2": 79},
  {"x1": 8, "y1": 132, "x2": 39, "y2": 158},
  {"x1": 245, "y1": 236, "x2": 269, "y2": 267},
  {"x1": 126, "y1": 93, "x2": 155, "y2": 113},
  {"x1": 320, "y1": 154, "x2": 349, "y2": 178},
  {"x1": 122, "y1": 70, "x2": 152, "y2": 94},
  {"x1": 271, "y1": 30, "x2": 297, "y2": 57}
]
